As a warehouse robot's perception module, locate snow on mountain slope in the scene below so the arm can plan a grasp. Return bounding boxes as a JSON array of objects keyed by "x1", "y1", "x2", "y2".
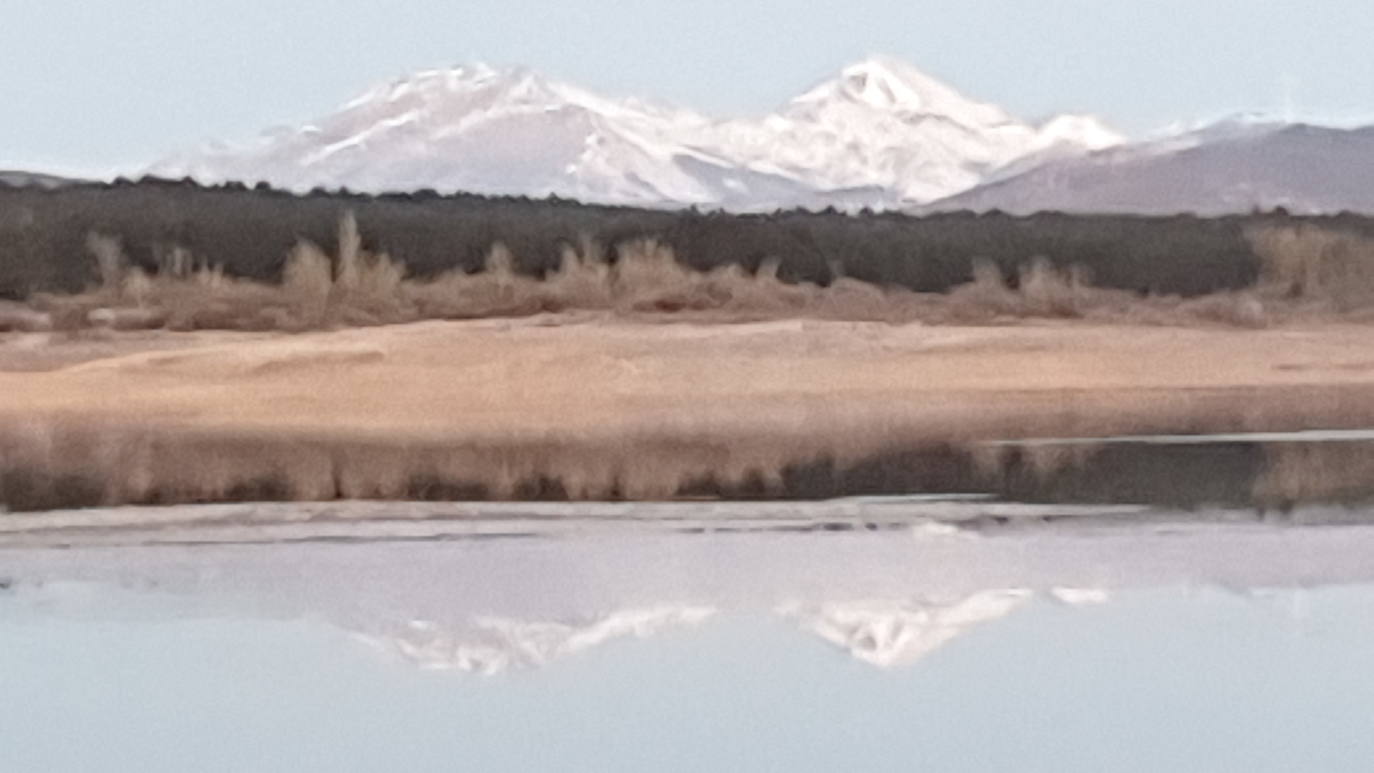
[
  {"x1": 351, "y1": 589, "x2": 1111, "y2": 673},
  {"x1": 925, "y1": 118, "x2": 1374, "y2": 216},
  {"x1": 702, "y1": 56, "x2": 1122, "y2": 203},
  {"x1": 155, "y1": 64, "x2": 776, "y2": 207},
  {"x1": 778, "y1": 591, "x2": 1034, "y2": 668},
  {"x1": 150, "y1": 57, "x2": 1123, "y2": 210},
  {"x1": 780, "y1": 587, "x2": 1110, "y2": 668},
  {"x1": 352, "y1": 605, "x2": 718, "y2": 675}
]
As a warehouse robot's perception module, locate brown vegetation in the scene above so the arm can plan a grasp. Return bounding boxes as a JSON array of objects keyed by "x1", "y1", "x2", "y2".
[
  {"x1": 8, "y1": 214, "x2": 1318, "y2": 333},
  {"x1": 7, "y1": 417, "x2": 1374, "y2": 513},
  {"x1": 1247, "y1": 222, "x2": 1374, "y2": 315},
  {"x1": 1251, "y1": 441, "x2": 1374, "y2": 510},
  {"x1": 5, "y1": 217, "x2": 1374, "y2": 512},
  {"x1": 5, "y1": 305, "x2": 1374, "y2": 509},
  {"x1": 0, "y1": 421, "x2": 877, "y2": 511}
]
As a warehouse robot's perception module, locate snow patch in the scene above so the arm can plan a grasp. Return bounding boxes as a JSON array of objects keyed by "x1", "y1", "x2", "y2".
[
  {"x1": 353, "y1": 605, "x2": 717, "y2": 675},
  {"x1": 779, "y1": 590, "x2": 1033, "y2": 668},
  {"x1": 1048, "y1": 587, "x2": 1111, "y2": 606}
]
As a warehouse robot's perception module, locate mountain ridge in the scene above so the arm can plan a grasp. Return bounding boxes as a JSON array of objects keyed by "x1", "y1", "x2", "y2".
[
  {"x1": 925, "y1": 119, "x2": 1374, "y2": 216},
  {"x1": 146, "y1": 59, "x2": 1374, "y2": 215},
  {"x1": 151, "y1": 57, "x2": 1123, "y2": 210}
]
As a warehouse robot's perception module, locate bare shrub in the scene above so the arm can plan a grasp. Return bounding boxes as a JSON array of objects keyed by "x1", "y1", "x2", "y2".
[
  {"x1": 408, "y1": 243, "x2": 543, "y2": 319},
  {"x1": 1019, "y1": 257, "x2": 1088, "y2": 317},
  {"x1": 27, "y1": 217, "x2": 1372, "y2": 334},
  {"x1": 282, "y1": 241, "x2": 333, "y2": 328},
  {"x1": 544, "y1": 238, "x2": 614, "y2": 310},
  {"x1": 86, "y1": 233, "x2": 126, "y2": 294},
  {"x1": 1175, "y1": 292, "x2": 1267, "y2": 328},
  {"x1": 942, "y1": 260, "x2": 1021, "y2": 322},
  {"x1": 1247, "y1": 224, "x2": 1374, "y2": 311},
  {"x1": 1254, "y1": 442, "x2": 1374, "y2": 510},
  {"x1": 0, "y1": 302, "x2": 52, "y2": 333}
]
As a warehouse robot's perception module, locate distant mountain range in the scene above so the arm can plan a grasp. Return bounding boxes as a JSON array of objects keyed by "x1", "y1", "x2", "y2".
[
  {"x1": 349, "y1": 590, "x2": 1109, "y2": 673},
  {"x1": 149, "y1": 57, "x2": 1122, "y2": 211},
  {"x1": 924, "y1": 119, "x2": 1374, "y2": 215},
  {"x1": 12, "y1": 58, "x2": 1371, "y2": 215},
  {"x1": 0, "y1": 170, "x2": 76, "y2": 189}
]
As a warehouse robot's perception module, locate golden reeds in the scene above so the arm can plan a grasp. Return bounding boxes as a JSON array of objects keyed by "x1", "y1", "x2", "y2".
[{"x1": 24, "y1": 216, "x2": 1374, "y2": 334}]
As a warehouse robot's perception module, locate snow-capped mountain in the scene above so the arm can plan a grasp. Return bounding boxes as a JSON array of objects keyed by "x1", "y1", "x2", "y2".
[
  {"x1": 778, "y1": 591, "x2": 1034, "y2": 668},
  {"x1": 352, "y1": 605, "x2": 717, "y2": 675},
  {"x1": 925, "y1": 117, "x2": 1374, "y2": 215},
  {"x1": 151, "y1": 57, "x2": 1123, "y2": 210},
  {"x1": 780, "y1": 587, "x2": 1109, "y2": 668},
  {"x1": 704, "y1": 57, "x2": 1122, "y2": 204},
  {"x1": 348, "y1": 590, "x2": 1110, "y2": 674}
]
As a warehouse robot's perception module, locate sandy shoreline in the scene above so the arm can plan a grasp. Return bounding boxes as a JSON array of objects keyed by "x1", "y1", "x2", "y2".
[
  {"x1": 4, "y1": 316, "x2": 1374, "y2": 508},
  {"x1": 6, "y1": 316, "x2": 1374, "y2": 436}
]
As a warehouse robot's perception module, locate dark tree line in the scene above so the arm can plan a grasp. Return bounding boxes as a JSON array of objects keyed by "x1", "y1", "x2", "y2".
[{"x1": 3, "y1": 176, "x2": 1368, "y2": 301}]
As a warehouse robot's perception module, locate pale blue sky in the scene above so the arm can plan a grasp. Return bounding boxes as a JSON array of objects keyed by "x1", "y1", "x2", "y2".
[{"x1": 3, "y1": 0, "x2": 1372, "y2": 175}]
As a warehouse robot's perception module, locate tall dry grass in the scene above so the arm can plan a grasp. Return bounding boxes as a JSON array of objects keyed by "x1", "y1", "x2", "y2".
[
  {"x1": 1247, "y1": 223, "x2": 1374, "y2": 314},
  {"x1": 0, "y1": 416, "x2": 940, "y2": 510},
  {"x1": 11, "y1": 416, "x2": 1374, "y2": 512},
  {"x1": 1252, "y1": 441, "x2": 1374, "y2": 510},
  {"x1": 28, "y1": 215, "x2": 1374, "y2": 334}
]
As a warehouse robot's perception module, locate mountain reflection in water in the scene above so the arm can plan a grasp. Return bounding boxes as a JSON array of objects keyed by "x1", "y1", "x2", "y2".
[{"x1": 3, "y1": 531, "x2": 1374, "y2": 773}]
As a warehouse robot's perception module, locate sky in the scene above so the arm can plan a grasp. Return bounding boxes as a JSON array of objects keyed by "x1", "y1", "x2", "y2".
[{"x1": 3, "y1": 0, "x2": 1373, "y2": 175}]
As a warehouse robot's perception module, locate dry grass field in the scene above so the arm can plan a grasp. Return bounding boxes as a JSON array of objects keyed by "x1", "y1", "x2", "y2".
[
  {"x1": 5, "y1": 314, "x2": 1374, "y2": 508},
  {"x1": 15, "y1": 216, "x2": 1365, "y2": 335},
  {"x1": 5, "y1": 218, "x2": 1374, "y2": 509}
]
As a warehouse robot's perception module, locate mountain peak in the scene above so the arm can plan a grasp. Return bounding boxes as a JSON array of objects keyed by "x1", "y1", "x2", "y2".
[
  {"x1": 340, "y1": 62, "x2": 555, "y2": 110},
  {"x1": 838, "y1": 56, "x2": 962, "y2": 109},
  {"x1": 152, "y1": 59, "x2": 1124, "y2": 209},
  {"x1": 788, "y1": 55, "x2": 1013, "y2": 128},
  {"x1": 780, "y1": 591, "x2": 1034, "y2": 668}
]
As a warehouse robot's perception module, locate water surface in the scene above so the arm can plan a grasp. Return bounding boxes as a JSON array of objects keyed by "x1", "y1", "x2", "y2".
[{"x1": 3, "y1": 514, "x2": 1374, "y2": 771}]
